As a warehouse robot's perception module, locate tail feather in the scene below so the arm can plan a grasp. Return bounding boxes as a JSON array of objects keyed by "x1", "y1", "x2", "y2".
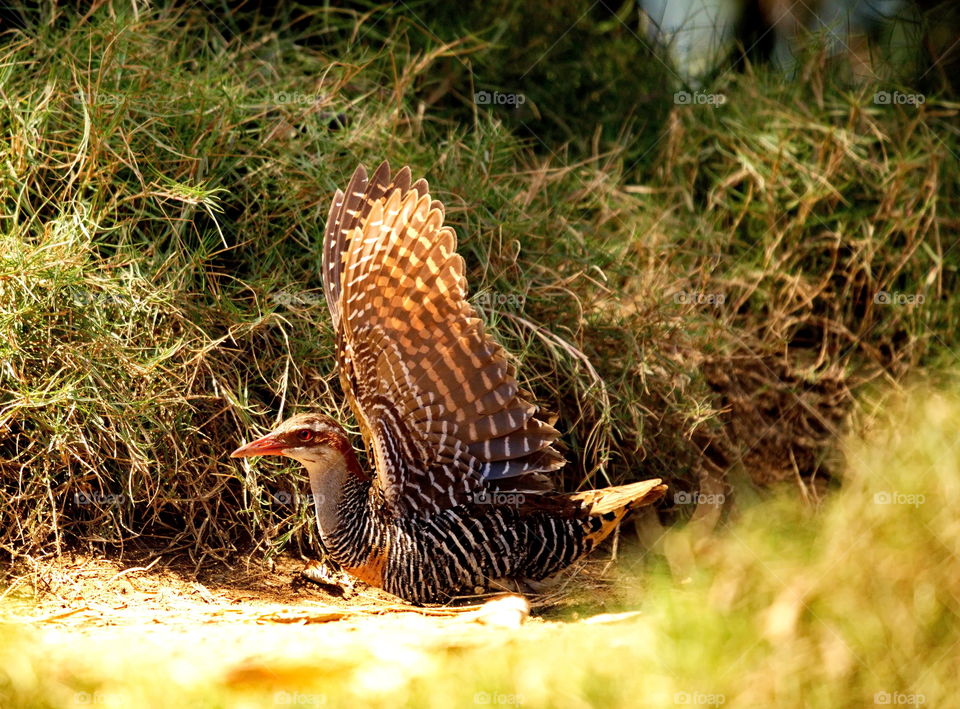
[
  {"x1": 569, "y1": 478, "x2": 667, "y2": 550},
  {"x1": 568, "y1": 478, "x2": 666, "y2": 516},
  {"x1": 514, "y1": 479, "x2": 667, "y2": 589}
]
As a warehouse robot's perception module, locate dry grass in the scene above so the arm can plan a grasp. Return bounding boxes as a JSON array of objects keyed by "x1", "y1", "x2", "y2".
[
  {"x1": 2, "y1": 3, "x2": 959, "y2": 708},
  {"x1": 0, "y1": 2, "x2": 958, "y2": 580}
]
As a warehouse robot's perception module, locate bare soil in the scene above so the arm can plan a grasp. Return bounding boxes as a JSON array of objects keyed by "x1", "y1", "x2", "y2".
[{"x1": 0, "y1": 552, "x2": 653, "y2": 707}]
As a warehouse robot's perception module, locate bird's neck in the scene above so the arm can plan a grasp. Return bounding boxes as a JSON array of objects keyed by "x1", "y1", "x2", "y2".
[{"x1": 294, "y1": 443, "x2": 370, "y2": 542}]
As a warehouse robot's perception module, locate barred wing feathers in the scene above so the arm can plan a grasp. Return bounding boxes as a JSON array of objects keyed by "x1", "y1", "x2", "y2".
[{"x1": 323, "y1": 162, "x2": 564, "y2": 516}]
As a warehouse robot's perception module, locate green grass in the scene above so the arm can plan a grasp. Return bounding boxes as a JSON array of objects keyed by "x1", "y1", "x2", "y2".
[
  {"x1": 1, "y1": 1, "x2": 958, "y2": 565},
  {"x1": 2, "y1": 3, "x2": 960, "y2": 707},
  {"x1": 3, "y1": 382, "x2": 959, "y2": 708}
]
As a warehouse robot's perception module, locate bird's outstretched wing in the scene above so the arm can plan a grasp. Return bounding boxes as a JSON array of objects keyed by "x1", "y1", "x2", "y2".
[{"x1": 322, "y1": 161, "x2": 564, "y2": 516}]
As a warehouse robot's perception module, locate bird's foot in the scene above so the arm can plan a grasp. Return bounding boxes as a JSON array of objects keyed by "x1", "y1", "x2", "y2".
[{"x1": 298, "y1": 559, "x2": 357, "y2": 597}]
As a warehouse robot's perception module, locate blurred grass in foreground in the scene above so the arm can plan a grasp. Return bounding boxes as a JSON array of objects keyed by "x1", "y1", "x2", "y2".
[{"x1": 2, "y1": 382, "x2": 957, "y2": 707}]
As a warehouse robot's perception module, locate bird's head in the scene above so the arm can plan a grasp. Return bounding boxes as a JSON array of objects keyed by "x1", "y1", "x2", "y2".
[{"x1": 230, "y1": 413, "x2": 350, "y2": 466}]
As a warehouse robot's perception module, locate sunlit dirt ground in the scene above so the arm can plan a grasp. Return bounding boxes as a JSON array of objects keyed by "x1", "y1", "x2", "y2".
[{"x1": 1, "y1": 553, "x2": 648, "y2": 708}]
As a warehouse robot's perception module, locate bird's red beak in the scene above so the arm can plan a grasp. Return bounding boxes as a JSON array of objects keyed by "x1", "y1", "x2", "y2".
[{"x1": 230, "y1": 433, "x2": 286, "y2": 458}]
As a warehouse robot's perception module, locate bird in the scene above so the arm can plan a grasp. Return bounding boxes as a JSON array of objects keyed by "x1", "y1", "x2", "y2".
[{"x1": 231, "y1": 161, "x2": 667, "y2": 604}]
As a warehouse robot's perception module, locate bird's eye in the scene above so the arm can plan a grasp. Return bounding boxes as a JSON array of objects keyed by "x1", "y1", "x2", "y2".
[{"x1": 297, "y1": 429, "x2": 314, "y2": 443}]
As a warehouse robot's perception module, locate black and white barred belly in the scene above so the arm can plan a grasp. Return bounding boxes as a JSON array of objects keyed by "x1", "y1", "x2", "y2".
[{"x1": 324, "y1": 477, "x2": 602, "y2": 604}]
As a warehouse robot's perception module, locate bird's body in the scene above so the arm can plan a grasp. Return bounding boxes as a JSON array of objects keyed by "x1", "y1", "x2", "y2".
[{"x1": 232, "y1": 162, "x2": 666, "y2": 603}]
